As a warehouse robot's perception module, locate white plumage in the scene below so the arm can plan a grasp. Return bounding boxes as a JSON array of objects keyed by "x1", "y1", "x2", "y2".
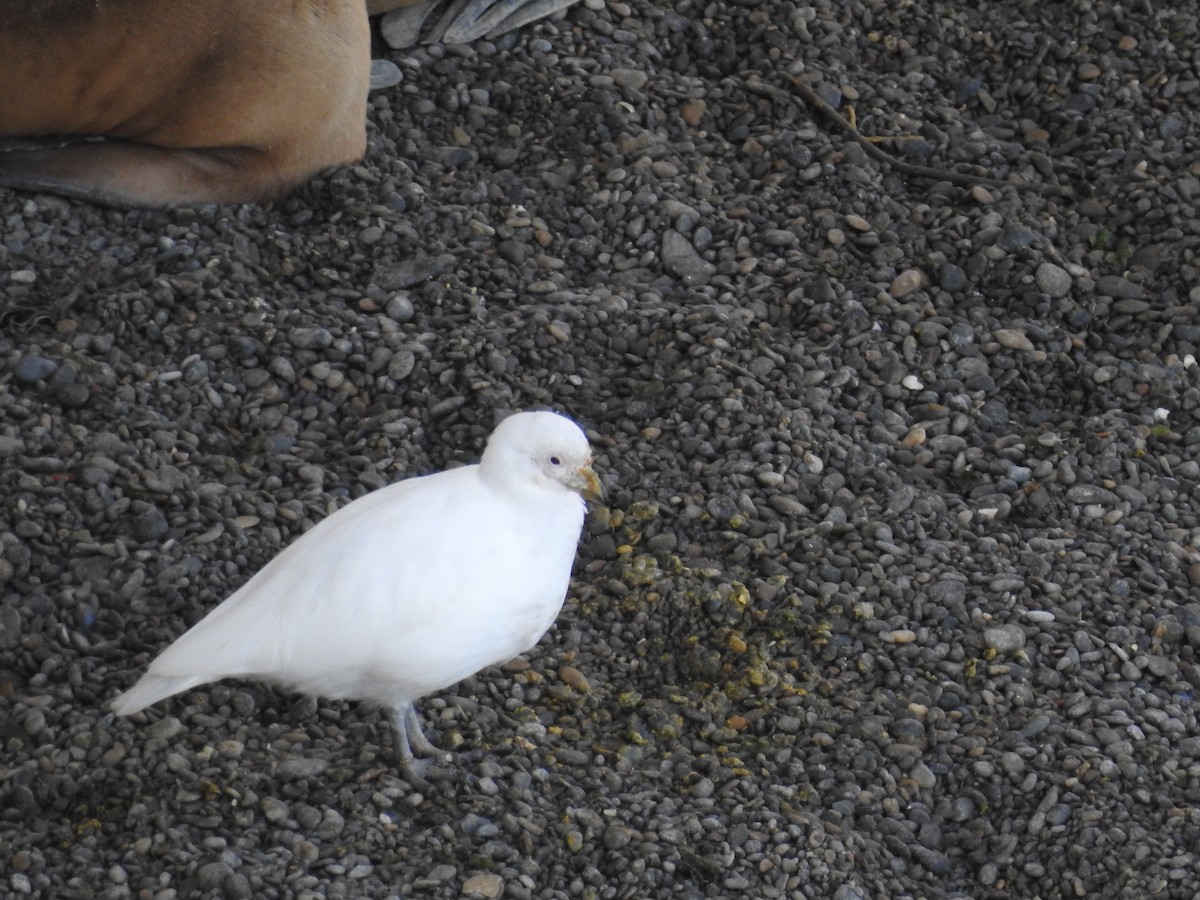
[{"x1": 112, "y1": 410, "x2": 601, "y2": 775}]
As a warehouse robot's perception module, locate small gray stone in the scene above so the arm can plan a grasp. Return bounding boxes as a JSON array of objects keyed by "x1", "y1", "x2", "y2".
[
  {"x1": 768, "y1": 495, "x2": 806, "y2": 517},
  {"x1": 929, "y1": 579, "x2": 967, "y2": 606},
  {"x1": 610, "y1": 67, "x2": 648, "y2": 92},
  {"x1": 389, "y1": 349, "x2": 417, "y2": 380},
  {"x1": 370, "y1": 59, "x2": 403, "y2": 91},
  {"x1": 260, "y1": 796, "x2": 291, "y2": 823},
  {"x1": 316, "y1": 809, "x2": 345, "y2": 839},
  {"x1": 379, "y1": 3, "x2": 433, "y2": 48},
  {"x1": 391, "y1": 294, "x2": 420, "y2": 321},
  {"x1": 14, "y1": 354, "x2": 58, "y2": 383},
  {"x1": 0, "y1": 604, "x2": 20, "y2": 649},
  {"x1": 23, "y1": 708, "x2": 46, "y2": 736},
  {"x1": 277, "y1": 757, "x2": 331, "y2": 780},
  {"x1": 890, "y1": 268, "x2": 926, "y2": 297},
  {"x1": 993, "y1": 329, "x2": 1034, "y2": 351},
  {"x1": 196, "y1": 862, "x2": 233, "y2": 892},
  {"x1": 416, "y1": 864, "x2": 457, "y2": 888},
  {"x1": 375, "y1": 256, "x2": 442, "y2": 290},
  {"x1": 984, "y1": 624, "x2": 1026, "y2": 652},
  {"x1": 1035, "y1": 262, "x2": 1072, "y2": 298},
  {"x1": 1066, "y1": 485, "x2": 1119, "y2": 505},
  {"x1": 998, "y1": 225, "x2": 1036, "y2": 251},
  {"x1": 761, "y1": 228, "x2": 797, "y2": 247},
  {"x1": 661, "y1": 229, "x2": 715, "y2": 286},
  {"x1": 130, "y1": 507, "x2": 169, "y2": 542},
  {"x1": 911, "y1": 761, "x2": 937, "y2": 789},
  {"x1": 147, "y1": 717, "x2": 185, "y2": 740},
  {"x1": 939, "y1": 263, "x2": 968, "y2": 292},
  {"x1": 290, "y1": 327, "x2": 334, "y2": 350},
  {"x1": 990, "y1": 576, "x2": 1025, "y2": 592},
  {"x1": 55, "y1": 381, "x2": 90, "y2": 409},
  {"x1": 1095, "y1": 275, "x2": 1145, "y2": 299}
]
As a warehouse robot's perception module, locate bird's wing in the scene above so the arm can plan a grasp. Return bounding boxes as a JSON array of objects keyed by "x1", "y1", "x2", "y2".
[{"x1": 142, "y1": 466, "x2": 485, "y2": 685}]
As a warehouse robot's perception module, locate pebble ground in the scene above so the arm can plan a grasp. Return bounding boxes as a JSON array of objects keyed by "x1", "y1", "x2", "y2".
[{"x1": 3, "y1": 1, "x2": 1200, "y2": 898}]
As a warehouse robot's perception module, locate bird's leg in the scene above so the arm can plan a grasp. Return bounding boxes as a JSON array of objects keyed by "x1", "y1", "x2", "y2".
[
  {"x1": 401, "y1": 703, "x2": 442, "y2": 757},
  {"x1": 390, "y1": 701, "x2": 450, "y2": 783}
]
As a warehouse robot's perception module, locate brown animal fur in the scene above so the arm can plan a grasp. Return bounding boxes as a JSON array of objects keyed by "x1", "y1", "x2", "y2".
[{"x1": 0, "y1": 0, "x2": 419, "y2": 207}]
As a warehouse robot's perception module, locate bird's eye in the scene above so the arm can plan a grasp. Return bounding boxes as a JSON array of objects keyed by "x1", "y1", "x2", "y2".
[{"x1": 549, "y1": 456, "x2": 562, "y2": 466}]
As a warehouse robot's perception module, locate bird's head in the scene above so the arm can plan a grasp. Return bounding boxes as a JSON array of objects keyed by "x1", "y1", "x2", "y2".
[{"x1": 482, "y1": 410, "x2": 603, "y2": 503}]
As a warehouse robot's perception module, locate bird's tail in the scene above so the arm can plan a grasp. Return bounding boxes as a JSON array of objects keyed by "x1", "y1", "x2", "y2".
[{"x1": 110, "y1": 674, "x2": 206, "y2": 716}]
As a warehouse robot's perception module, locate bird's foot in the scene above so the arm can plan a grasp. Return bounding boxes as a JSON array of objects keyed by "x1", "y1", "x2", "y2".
[
  {"x1": 393, "y1": 702, "x2": 467, "y2": 786},
  {"x1": 400, "y1": 754, "x2": 449, "y2": 787},
  {"x1": 403, "y1": 745, "x2": 497, "y2": 787}
]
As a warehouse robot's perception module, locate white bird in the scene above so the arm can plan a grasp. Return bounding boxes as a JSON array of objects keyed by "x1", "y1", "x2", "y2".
[{"x1": 112, "y1": 410, "x2": 601, "y2": 777}]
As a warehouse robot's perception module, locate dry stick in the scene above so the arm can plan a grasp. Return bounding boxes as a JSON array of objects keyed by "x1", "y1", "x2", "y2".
[{"x1": 744, "y1": 75, "x2": 1074, "y2": 199}]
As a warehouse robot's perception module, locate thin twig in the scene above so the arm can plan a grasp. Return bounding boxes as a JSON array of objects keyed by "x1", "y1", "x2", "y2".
[{"x1": 744, "y1": 75, "x2": 1073, "y2": 199}]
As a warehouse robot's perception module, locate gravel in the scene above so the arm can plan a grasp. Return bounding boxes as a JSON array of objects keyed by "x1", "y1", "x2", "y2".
[{"x1": 3, "y1": 0, "x2": 1200, "y2": 898}]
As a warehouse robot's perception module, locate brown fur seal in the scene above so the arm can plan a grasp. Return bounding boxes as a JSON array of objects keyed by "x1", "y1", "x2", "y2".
[
  {"x1": 0, "y1": 0, "x2": 399, "y2": 207},
  {"x1": 0, "y1": 0, "x2": 578, "y2": 208}
]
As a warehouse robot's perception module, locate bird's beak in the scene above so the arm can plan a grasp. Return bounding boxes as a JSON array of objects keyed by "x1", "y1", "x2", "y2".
[{"x1": 572, "y1": 460, "x2": 604, "y2": 503}]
